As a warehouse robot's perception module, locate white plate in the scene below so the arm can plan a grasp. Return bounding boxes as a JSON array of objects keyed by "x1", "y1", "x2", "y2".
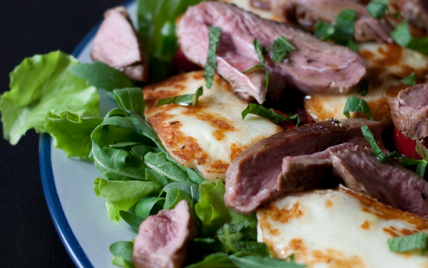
[{"x1": 39, "y1": 1, "x2": 138, "y2": 267}]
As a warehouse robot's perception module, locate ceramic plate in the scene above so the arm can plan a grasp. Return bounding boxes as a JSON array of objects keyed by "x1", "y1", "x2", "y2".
[{"x1": 39, "y1": 1, "x2": 137, "y2": 267}]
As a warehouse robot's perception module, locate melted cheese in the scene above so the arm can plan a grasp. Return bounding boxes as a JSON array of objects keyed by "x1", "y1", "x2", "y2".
[
  {"x1": 257, "y1": 187, "x2": 428, "y2": 268},
  {"x1": 304, "y1": 43, "x2": 428, "y2": 128},
  {"x1": 143, "y1": 71, "x2": 283, "y2": 182}
]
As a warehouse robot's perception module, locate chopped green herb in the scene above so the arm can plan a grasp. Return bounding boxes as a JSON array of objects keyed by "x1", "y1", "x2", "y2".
[
  {"x1": 388, "y1": 232, "x2": 428, "y2": 253},
  {"x1": 359, "y1": 78, "x2": 369, "y2": 96},
  {"x1": 204, "y1": 27, "x2": 222, "y2": 89},
  {"x1": 271, "y1": 36, "x2": 296, "y2": 63},
  {"x1": 243, "y1": 64, "x2": 265, "y2": 73},
  {"x1": 391, "y1": 20, "x2": 428, "y2": 56},
  {"x1": 314, "y1": 10, "x2": 358, "y2": 52},
  {"x1": 156, "y1": 86, "x2": 203, "y2": 107},
  {"x1": 242, "y1": 103, "x2": 299, "y2": 125},
  {"x1": 343, "y1": 96, "x2": 373, "y2": 120},
  {"x1": 361, "y1": 126, "x2": 399, "y2": 163},
  {"x1": 253, "y1": 39, "x2": 265, "y2": 65},
  {"x1": 401, "y1": 73, "x2": 417, "y2": 86},
  {"x1": 367, "y1": 0, "x2": 389, "y2": 18}
]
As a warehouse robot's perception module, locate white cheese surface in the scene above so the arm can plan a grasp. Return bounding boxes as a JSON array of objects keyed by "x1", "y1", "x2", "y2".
[
  {"x1": 257, "y1": 188, "x2": 428, "y2": 268},
  {"x1": 143, "y1": 71, "x2": 282, "y2": 182}
]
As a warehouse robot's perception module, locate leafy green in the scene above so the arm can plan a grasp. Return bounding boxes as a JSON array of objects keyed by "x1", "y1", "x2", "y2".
[
  {"x1": 110, "y1": 241, "x2": 135, "y2": 268},
  {"x1": 163, "y1": 182, "x2": 200, "y2": 202},
  {"x1": 253, "y1": 39, "x2": 265, "y2": 65},
  {"x1": 146, "y1": 169, "x2": 170, "y2": 188},
  {"x1": 185, "y1": 253, "x2": 234, "y2": 268},
  {"x1": 229, "y1": 255, "x2": 306, "y2": 268},
  {"x1": 163, "y1": 188, "x2": 194, "y2": 209},
  {"x1": 157, "y1": 86, "x2": 203, "y2": 106},
  {"x1": 70, "y1": 61, "x2": 135, "y2": 99},
  {"x1": 343, "y1": 96, "x2": 373, "y2": 120},
  {"x1": 144, "y1": 152, "x2": 192, "y2": 183},
  {"x1": 367, "y1": 0, "x2": 388, "y2": 18},
  {"x1": 388, "y1": 232, "x2": 428, "y2": 253},
  {"x1": 119, "y1": 210, "x2": 145, "y2": 230},
  {"x1": 271, "y1": 36, "x2": 296, "y2": 63},
  {"x1": 401, "y1": 73, "x2": 417, "y2": 86},
  {"x1": 242, "y1": 103, "x2": 300, "y2": 125},
  {"x1": 314, "y1": 10, "x2": 358, "y2": 52},
  {"x1": 391, "y1": 20, "x2": 428, "y2": 56},
  {"x1": 93, "y1": 177, "x2": 159, "y2": 224},
  {"x1": 134, "y1": 197, "x2": 165, "y2": 219},
  {"x1": 359, "y1": 78, "x2": 369, "y2": 96},
  {"x1": 196, "y1": 180, "x2": 255, "y2": 237},
  {"x1": 0, "y1": 51, "x2": 99, "y2": 144},
  {"x1": 361, "y1": 126, "x2": 399, "y2": 163},
  {"x1": 204, "y1": 27, "x2": 222, "y2": 89},
  {"x1": 45, "y1": 111, "x2": 102, "y2": 158}
]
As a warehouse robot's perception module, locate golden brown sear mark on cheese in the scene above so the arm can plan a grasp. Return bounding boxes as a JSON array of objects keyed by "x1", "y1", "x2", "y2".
[
  {"x1": 383, "y1": 226, "x2": 419, "y2": 238},
  {"x1": 341, "y1": 187, "x2": 428, "y2": 230},
  {"x1": 360, "y1": 221, "x2": 370, "y2": 230},
  {"x1": 325, "y1": 199, "x2": 333, "y2": 208},
  {"x1": 146, "y1": 110, "x2": 208, "y2": 166},
  {"x1": 206, "y1": 160, "x2": 229, "y2": 174},
  {"x1": 260, "y1": 202, "x2": 304, "y2": 224}
]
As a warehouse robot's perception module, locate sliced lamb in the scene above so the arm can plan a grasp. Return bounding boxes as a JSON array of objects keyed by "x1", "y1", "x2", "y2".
[
  {"x1": 270, "y1": 0, "x2": 393, "y2": 43},
  {"x1": 331, "y1": 146, "x2": 428, "y2": 218},
  {"x1": 177, "y1": 1, "x2": 366, "y2": 104},
  {"x1": 224, "y1": 118, "x2": 382, "y2": 214},
  {"x1": 397, "y1": 0, "x2": 428, "y2": 31},
  {"x1": 91, "y1": 6, "x2": 148, "y2": 82},
  {"x1": 132, "y1": 200, "x2": 197, "y2": 268},
  {"x1": 390, "y1": 84, "x2": 428, "y2": 140},
  {"x1": 279, "y1": 137, "x2": 373, "y2": 192}
]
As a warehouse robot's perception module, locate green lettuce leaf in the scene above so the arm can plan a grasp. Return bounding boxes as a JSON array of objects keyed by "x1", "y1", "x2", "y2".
[
  {"x1": 110, "y1": 241, "x2": 135, "y2": 268},
  {"x1": 93, "y1": 177, "x2": 159, "y2": 224},
  {"x1": 196, "y1": 180, "x2": 256, "y2": 237},
  {"x1": 45, "y1": 111, "x2": 102, "y2": 158},
  {"x1": 0, "y1": 51, "x2": 99, "y2": 144}
]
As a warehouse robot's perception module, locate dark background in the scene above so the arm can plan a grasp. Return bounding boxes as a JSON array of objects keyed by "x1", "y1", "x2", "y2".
[{"x1": 0, "y1": 0, "x2": 123, "y2": 267}]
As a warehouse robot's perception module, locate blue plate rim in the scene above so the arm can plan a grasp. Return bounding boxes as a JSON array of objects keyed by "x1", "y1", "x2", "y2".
[{"x1": 38, "y1": 1, "x2": 134, "y2": 267}]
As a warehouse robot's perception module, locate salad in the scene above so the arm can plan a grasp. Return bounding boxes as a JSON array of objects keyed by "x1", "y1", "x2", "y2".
[{"x1": 3, "y1": 0, "x2": 428, "y2": 267}]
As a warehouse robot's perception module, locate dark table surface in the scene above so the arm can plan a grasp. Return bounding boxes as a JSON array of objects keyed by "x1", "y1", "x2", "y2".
[{"x1": 0, "y1": 0, "x2": 125, "y2": 267}]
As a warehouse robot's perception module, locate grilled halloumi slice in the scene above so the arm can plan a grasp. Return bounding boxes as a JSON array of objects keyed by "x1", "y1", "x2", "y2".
[
  {"x1": 143, "y1": 71, "x2": 283, "y2": 182},
  {"x1": 257, "y1": 186, "x2": 428, "y2": 268},
  {"x1": 304, "y1": 43, "x2": 428, "y2": 128}
]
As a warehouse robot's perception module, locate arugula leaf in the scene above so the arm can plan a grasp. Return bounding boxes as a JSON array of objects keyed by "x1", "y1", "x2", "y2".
[
  {"x1": 343, "y1": 96, "x2": 373, "y2": 120},
  {"x1": 391, "y1": 20, "x2": 428, "y2": 56},
  {"x1": 146, "y1": 168, "x2": 170, "y2": 188},
  {"x1": 144, "y1": 152, "x2": 192, "y2": 183},
  {"x1": 93, "y1": 177, "x2": 159, "y2": 224},
  {"x1": 110, "y1": 241, "x2": 135, "y2": 268},
  {"x1": 271, "y1": 36, "x2": 295, "y2": 63},
  {"x1": 253, "y1": 39, "x2": 265, "y2": 65},
  {"x1": 196, "y1": 180, "x2": 255, "y2": 237},
  {"x1": 388, "y1": 232, "x2": 428, "y2": 252},
  {"x1": 45, "y1": 111, "x2": 102, "y2": 158},
  {"x1": 242, "y1": 103, "x2": 300, "y2": 125},
  {"x1": 229, "y1": 255, "x2": 306, "y2": 268},
  {"x1": 70, "y1": 61, "x2": 135, "y2": 99},
  {"x1": 185, "y1": 252, "x2": 234, "y2": 268},
  {"x1": 204, "y1": 27, "x2": 222, "y2": 89},
  {"x1": 157, "y1": 86, "x2": 203, "y2": 107},
  {"x1": 0, "y1": 51, "x2": 99, "y2": 145},
  {"x1": 163, "y1": 188, "x2": 194, "y2": 209},
  {"x1": 367, "y1": 0, "x2": 389, "y2": 18},
  {"x1": 163, "y1": 182, "x2": 200, "y2": 202},
  {"x1": 119, "y1": 210, "x2": 145, "y2": 230},
  {"x1": 134, "y1": 197, "x2": 165, "y2": 219},
  {"x1": 401, "y1": 73, "x2": 417, "y2": 86},
  {"x1": 358, "y1": 78, "x2": 369, "y2": 96},
  {"x1": 113, "y1": 88, "x2": 145, "y2": 117},
  {"x1": 314, "y1": 10, "x2": 358, "y2": 52}
]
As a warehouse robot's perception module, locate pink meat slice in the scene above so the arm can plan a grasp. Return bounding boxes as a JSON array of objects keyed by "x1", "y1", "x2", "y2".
[
  {"x1": 390, "y1": 84, "x2": 428, "y2": 140},
  {"x1": 91, "y1": 6, "x2": 148, "y2": 82},
  {"x1": 177, "y1": 1, "x2": 366, "y2": 103},
  {"x1": 132, "y1": 200, "x2": 197, "y2": 268},
  {"x1": 270, "y1": 0, "x2": 393, "y2": 43},
  {"x1": 398, "y1": 0, "x2": 428, "y2": 31}
]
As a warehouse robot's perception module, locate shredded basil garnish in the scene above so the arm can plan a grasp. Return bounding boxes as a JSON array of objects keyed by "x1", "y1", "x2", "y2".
[
  {"x1": 253, "y1": 39, "x2": 265, "y2": 65},
  {"x1": 156, "y1": 86, "x2": 203, "y2": 107},
  {"x1": 242, "y1": 103, "x2": 299, "y2": 126},
  {"x1": 204, "y1": 27, "x2": 222, "y2": 89},
  {"x1": 401, "y1": 73, "x2": 417, "y2": 86},
  {"x1": 343, "y1": 96, "x2": 373, "y2": 120},
  {"x1": 271, "y1": 36, "x2": 295, "y2": 63},
  {"x1": 361, "y1": 126, "x2": 399, "y2": 163},
  {"x1": 359, "y1": 78, "x2": 369, "y2": 96},
  {"x1": 391, "y1": 20, "x2": 428, "y2": 56},
  {"x1": 388, "y1": 232, "x2": 428, "y2": 253}
]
